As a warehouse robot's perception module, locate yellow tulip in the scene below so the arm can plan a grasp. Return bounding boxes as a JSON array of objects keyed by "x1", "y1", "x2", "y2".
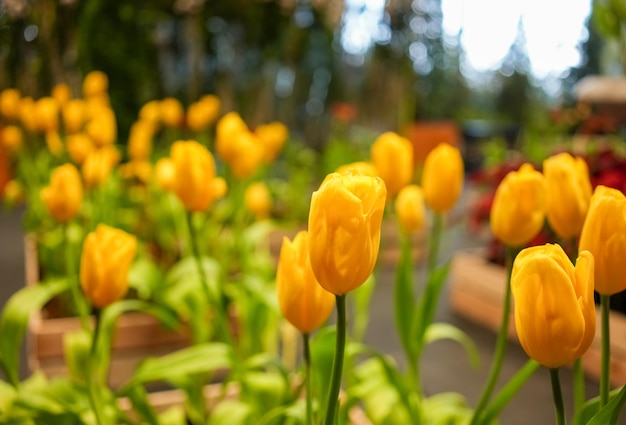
[
  {"x1": 579, "y1": 185, "x2": 626, "y2": 295},
  {"x1": 86, "y1": 107, "x2": 116, "y2": 147},
  {"x1": 421, "y1": 143, "x2": 464, "y2": 213},
  {"x1": 277, "y1": 231, "x2": 335, "y2": 334},
  {"x1": 82, "y1": 146, "x2": 120, "y2": 188},
  {"x1": 139, "y1": 100, "x2": 161, "y2": 127},
  {"x1": 45, "y1": 131, "x2": 64, "y2": 156},
  {"x1": 255, "y1": 121, "x2": 288, "y2": 163},
  {"x1": 1, "y1": 125, "x2": 23, "y2": 153},
  {"x1": 35, "y1": 97, "x2": 60, "y2": 133},
  {"x1": 395, "y1": 184, "x2": 426, "y2": 234},
  {"x1": 511, "y1": 244, "x2": 595, "y2": 368},
  {"x1": 128, "y1": 120, "x2": 154, "y2": 161},
  {"x1": 4, "y1": 179, "x2": 25, "y2": 205},
  {"x1": 19, "y1": 97, "x2": 38, "y2": 133},
  {"x1": 80, "y1": 224, "x2": 137, "y2": 308},
  {"x1": 62, "y1": 99, "x2": 87, "y2": 134},
  {"x1": 244, "y1": 182, "x2": 271, "y2": 220},
  {"x1": 155, "y1": 157, "x2": 176, "y2": 192},
  {"x1": 0, "y1": 89, "x2": 21, "y2": 120},
  {"x1": 490, "y1": 163, "x2": 547, "y2": 247},
  {"x1": 212, "y1": 177, "x2": 228, "y2": 200},
  {"x1": 41, "y1": 163, "x2": 83, "y2": 222},
  {"x1": 543, "y1": 152, "x2": 592, "y2": 240},
  {"x1": 186, "y1": 95, "x2": 220, "y2": 132},
  {"x1": 230, "y1": 131, "x2": 264, "y2": 179},
  {"x1": 308, "y1": 172, "x2": 387, "y2": 295},
  {"x1": 335, "y1": 161, "x2": 378, "y2": 177},
  {"x1": 160, "y1": 97, "x2": 184, "y2": 129},
  {"x1": 121, "y1": 160, "x2": 152, "y2": 183},
  {"x1": 82, "y1": 71, "x2": 109, "y2": 98},
  {"x1": 67, "y1": 133, "x2": 95, "y2": 165},
  {"x1": 370, "y1": 131, "x2": 414, "y2": 197},
  {"x1": 171, "y1": 140, "x2": 218, "y2": 211},
  {"x1": 52, "y1": 83, "x2": 72, "y2": 107},
  {"x1": 215, "y1": 111, "x2": 249, "y2": 163}
]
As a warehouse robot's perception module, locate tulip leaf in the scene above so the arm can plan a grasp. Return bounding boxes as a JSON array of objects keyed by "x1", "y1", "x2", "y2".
[
  {"x1": 127, "y1": 256, "x2": 165, "y2": 300},
  {"x1": 0, "y1": 278, "x2": 69, "y2": 386},
  {"x1": 117, "y1": 342, "x2": 234, "y2": 394},
  {"x1": 353, "y1": 274, "x2": 376, "y2": 343},
  {"x1": 424, "y1": 322, "x2": 480, "y2": 369},
  {"x1": 412, "y1": 262, "x2": 451, "y2": 353},
  {"x1": 310, "y1": 325, "x2": 337, "y2": 407},
  {"x1": 583, "y1": 384, "x2": 626, "y2": 425},
  {"x1": 207, "y1": 400, "x2": 253, "y2": 425}
]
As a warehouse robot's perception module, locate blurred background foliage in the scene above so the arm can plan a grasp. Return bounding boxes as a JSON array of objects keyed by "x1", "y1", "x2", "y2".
[{"x1": 0, "y1": 0, "x2": 623, "y2": 149}]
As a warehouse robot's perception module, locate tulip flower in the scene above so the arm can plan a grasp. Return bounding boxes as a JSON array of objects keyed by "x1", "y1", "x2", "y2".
[
  {"x1": 229, "y1": 131, "x2": 264, "y2": 179},
  {"x1": 308, "y1": 172, "x2": 387, "y2": 295},
  {"x1": 255, "y1": 121, "x2": 288, "y2": 163},
  {"x1": 62, "y1": 99, "x2": 87, "y2": 134},
  {"x1": 244, "y1": 182, "x2": 271, "y2": 220},
  {"x1": 160, "y1": 97, "x2": 185, "y2": 129},
  {"x1": 1, "y1": 125, "x2": 23, "y2": 153},
  {"x1": 543, "y1": 152, "x2": 592, "y2": 240},
  {"x1": 82, "y1": 71, "x2": 109, "y2": 98},
  {"x1": 52, "y1": 83, "x2": 72, "y2": 107},
  {"x1": 82, "y1": 146, "x2": 120, "y2": 188},
  {"x1": 421, "y1": 143, "x2": 464, "y2": 213},
  {"x1": 85, "y1": 107, "x2": 117, "y2": 147},
  {"x1": 490, "y1": 163, "x2": 547, "y2": 247},
  {"x1": 276, "y1": 231, "x2": 335, "y2": 334},
  {"x1": 155, "y1": 157, "x2": 176, "y2": 192},
  {"x1": 139, "y1": 100, "x2": 161, "y2": 127},
  {"x1": 370, "y1": 131, "x2": 414, "y2": 197},
  {"x1": 186, "y1": 95, "x2": 221, "y2": 132},
  {"x1": 579, "y1": 185, "x2": 626, "y2": 295},
  {"x1": 215, "y1": 111, "x2": 249, "y2": 164},
  {"x1": 67, "y1": 133, "x2": 95, "y2": 165},
  {"x1": 19, "y1": 97, "x2": 38, "y2": 133},
  {"x1": 171, "y1": 140, "x2": 219, "y2": 211},
  {"x1": 511, "y1": 244, "x2": 595, "y2": 368},
  {"x1": 41, "y1": 163, "x2": 83, "y2": 222},
  {"x1": 128, "y1": 120, "x2": 155, "y2": 161},
  {"x1": 80, "y1": 224, "x2": 137, "y2": 308},
  {"x1": 395, "y1": 184, "x2": 426, "y2": 234},
  {"x1": 0, "y1": 88, "x2": 20, "y2": 120},
  {"x1": 35, "y1": 97, "x2": 60, "y2": 133}
]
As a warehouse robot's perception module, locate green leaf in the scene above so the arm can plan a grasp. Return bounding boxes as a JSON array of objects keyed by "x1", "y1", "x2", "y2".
[
  {"x1": 0, "y1": 279, "x2": 69, "y2": 386},
  {"x1": 424, "y1": 322, "x2": 480, "y2": 369},
  {"x1": 412, "y1": 262, "x2": 451, "y2": 354},
  {"x1": 0, "y1": 380, "x2": 16, "y2": 412},
  {"x1": 585, "y1": 384, "x2": 626, "y2": 425},
  {"x1": 422, "y1": 392, "x2": 474, "y2": 425},
  {"x1": 309, "y1": 326, "x2": 337, "y2": 407},
  {"x1": 353, "y1": 273, "x2": 376, "y2": 343},
  {"x1": 242, "y1": 371, "x2": 288, "y2": 414},
  {"x1": 207, "y1": 400, "x2": 253, "y2": 425},
  {"x1": 394, "y1": 235, "x2": 416, "y2": 361},
  {"x1": 157, "y1": 405, "x2": 187, "y2": 425},
  {"x1": 118, "y1": 342, "x2": 233, "y2": 394},
  {"x1": 128, "y1": 256, "x2": 165, "y2": 300}
]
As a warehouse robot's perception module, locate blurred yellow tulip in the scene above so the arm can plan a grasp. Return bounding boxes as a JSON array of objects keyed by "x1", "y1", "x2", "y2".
[
  {"x1": 52, "y1": 83, "x2": 72, "y2": 107},
  {"x1": 41, "y1": 163, "x2": 83, "y2": 222},
  {"x1": 255, "y1": 121, "x2": 288, "y2": 163},
  {"x1": 171, "y1": 140, "x2": 218, "y2": 211},
  {"x1": 0, "y1": 89, "x2": 21, "y2": 120},
  {"x1": 155, "y1": 157, "x2": 176, "y2": 192},
  {"x1": 86, "y1": 107, "x2": 117, "y2": 147},
  {"x1": 215, "y1": 111, "x2": 249, "y2": 163},
  {"x1": 277, "y1": 231, "x2": 335, "y2": 334},
  {"x1": 1, "y1": 125, "x2": 23, "y2": 153},
  {"x1": 186, "y1": 95, "x2": 221, "y2": 132},
  {"x1": 121, "y1": 160, "x2": 152, "y2": 183},
  {"x1": 128, "y1": 120, "x2": 154, "y2": 161},
  {"x1": 19, "y1": 97, "x2": 38, "y2": 133},
  {"x1": 80, "y1": 224, "x2": 137, "y2": 308},
  {"x1": 371, "y1": 131, "x2": 414, "y2": 197},
  {"x1": 335, "y1": 161, "x2": 378, "y2": 177},
  {"x1": 230, "y1": 131, "x2": 264, "y2": 179},
  {"x1": 160, "y1": 97, "x2": 184, "y2": 129},
  {"x1": 395, "y1": 184, "x2": 426, "y2": 234},
  {"x1": 421, "y1": 143, "x2": 464, "y2": 213},
  {"x1": 82, "y1": 146, "x2": 120, "y2": 188},
  {"x1": 82, "y1": 71, "x2": 109, "y2": 98},
  {"x1": 62, "y1": 99, "x2": 87, "y2": 134},
  {"x1": 35, "y1": 97, "x2": 60, "y2": 133},
  {"x1": 45, "y1": 131, "x2": 64, "y2": 156},
  {"x1": 67, "y1": 133, "x2": 95, "y2": 165},
  {"x1": 543, "y1": 152, "x2": 592, "y2": 240},
  {"x1": 139, "y1": 100, "x2": 161, "y2": 126},
  {"x1": 308, "y1": 172, "x2": 387, "y2": 295},
  {"x1": 490, "y1": 163, "x2": 547, "y2": 247},
  {"x1": 244, "y1": 182, "x2": 271, "y2": 220},
  {"x1": 579, "y1": 185, "x2": 626, "y2": 295},
  {"x1": 512, "y1": 244, "x2": 595, "y2": 368}
]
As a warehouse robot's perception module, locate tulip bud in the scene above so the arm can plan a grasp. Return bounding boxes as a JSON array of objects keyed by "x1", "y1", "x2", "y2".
[
  {"x1": 186, "y1": 95, "x2": 220, "y2": 132},
  {"x1": 45, "y1": 131, "x2": 64, "y2": 156},
  {"x1": 511, "y1": 244, "x2": 595, "y2": 368},
  {"x1": 543, "y1": 152, "x2": 592, "y2": 240},
  {"x1": 86, "y1": 107, "x2": 117, "y2": 147},
  {"x1": 155, "y1": 157, "x2": 176, "y2": 192},
  {"x1": 41, "y1": 163, "x2": 83, "y2": 222},
  {"x1": 80, "y1": 224, "x2": 137, "y2": 308},
  {"x1": 160, "y1": 97, "x2": 184, "y2": 129},
  {"x1": 277, "y1": 231, "x2": 335, "y2": 334},
  {"x1": 19, "y1": 97, "x2": 38, "y2": 133},
  {"x1": 139, "y1": 100, "x2": 161, "y2": 126},
  {"x1": 215, "y1": 111, "x2": 249, "y2": 163},
  {"x1": 52, "y1": 83, "x2": 72, "y2": 107},
  {"x1": 128, "y1": 120, "x2": 154, "y2": 161},
  {"x1": 421, "y1": 143, "x2": 464, "y2": 213},
  {"x1": 371, "y1": 131, "x2": 414, "y2": 197},
  {"x1": 335, "y1": 161, "x2": 378, "y2": 177},
  {"x1": 490, "y1": 163, "x2": 547, "y2": 247},
  {"x1": 82, "y1": 146, "x2": 120, "y2": 188},
  {"x1": 395, "y1": 184, "x2": 426, "y2": 234},
  {"x1": 35, "y1": 97, "x2": 60, "y2": 133},
  {"x1": 67, "y1": 133, "x2": 95, "y2": 165},
  {"x1": 308, "y1": 172, "x2": 387, "y2": 295},
  {"x1": 230, "y1": 131, "x2": 264, "y2": 179},
  {"x1": 212, "y1": 177, "x2": 228, "y2": 200},
  {"x1": 62, "y1": 99, "x2": 87, "y2": 134},
  {"x1": 579, "y1": 185, "x2": 626, "y2": 295},
  {"x1": 83, "y1": 71, "x2": 109, "y2": 98},
  {"x1": 244, "y1": 182, "x2": 271, "y2": 220},
  {"x1": 171, "y1": 140, "x2": 218, "y2": 211}
]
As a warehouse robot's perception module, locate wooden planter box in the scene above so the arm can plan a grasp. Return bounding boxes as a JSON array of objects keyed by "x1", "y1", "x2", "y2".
[
  {"x1": 24, "y1": 236, "x2": 191, "y2": 388},
  {"x1": 449, "y1": 249, "x2": 626, "y2": 387}
]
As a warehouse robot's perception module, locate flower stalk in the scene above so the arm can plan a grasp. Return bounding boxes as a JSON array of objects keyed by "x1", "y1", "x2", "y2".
[
  {"x1": 600, "y1": 294, "x2": 611, "y2": 407},
  {"x1": 550, "y1": 368, "x2": 566, "y2": 425},
  {"x1": 324, "y1": 294, "x2": 347, "y2": 425}
]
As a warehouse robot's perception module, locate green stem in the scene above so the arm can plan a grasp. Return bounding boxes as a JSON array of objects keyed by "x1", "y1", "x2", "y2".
[
  {"x1": 427, "y1": 213, "x2": 443, "y2": 274},
  {"x1": 303, "y1": 333, "x2": 313, "y2": 425},
  {"x1": 469, "y1": 246, "x2": 516, "y2": 425},
  {"x1": 550, "y1": 368, "x2": 566, "y2": 425},
  {"x1": 324, "y1": 294, "x2": 347, "y2": 425},
  {"x1": 185, "y1": 211, "x2": 232, "y2": 346},
  {"x1": 600, "y1": 294, "x2": 611, "y2": 407},
  {"x1": 88, "y1": 308, "x2": 108, "y2": 425},
  {"x1": 64, "y1": 223, "x2": 90, "y2": 331},
  {"x1": 572, "y1": 358, "x2": 584, "y2": 422}
]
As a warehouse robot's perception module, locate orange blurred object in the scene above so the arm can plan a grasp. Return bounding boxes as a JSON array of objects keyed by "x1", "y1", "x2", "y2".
[
  {"x1": 0, "y1": 146, "x2": 11, "y2": 196},
  {"x1": 401, "y1": 121, "x2": 460, "y2": 166}
]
